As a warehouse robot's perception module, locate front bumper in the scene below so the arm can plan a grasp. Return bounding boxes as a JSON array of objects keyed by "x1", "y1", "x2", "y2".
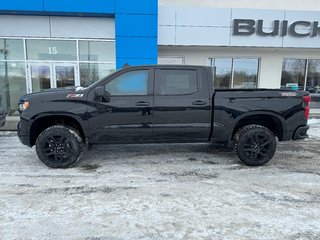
[
  {"x1": 17, "y1": 121, "x2": 32, "y2": 147},
  {"x1": 293, "y1": 125, "x2": 309, "y2": 140}
]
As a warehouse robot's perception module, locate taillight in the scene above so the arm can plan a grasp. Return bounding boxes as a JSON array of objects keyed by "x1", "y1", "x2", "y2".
[{"x1": 303, "y1": 95, "x2": 311, "y2": 119}]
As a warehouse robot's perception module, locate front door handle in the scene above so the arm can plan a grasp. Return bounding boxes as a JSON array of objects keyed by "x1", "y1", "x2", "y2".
[
  {"x1": 192, "y1": 100, "x2": 207, "y2": 106},
  {"x1": 135, "y1": 101, "x2": 150, "y2": 106}
]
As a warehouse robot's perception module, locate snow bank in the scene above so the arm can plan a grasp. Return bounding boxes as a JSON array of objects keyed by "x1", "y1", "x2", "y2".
[
  {"x1": 308, "y1": 119, "x2": 320, "y2": 125},
  {"x1": 308, "y1": 119, "x2": 320, "y2": 139}
]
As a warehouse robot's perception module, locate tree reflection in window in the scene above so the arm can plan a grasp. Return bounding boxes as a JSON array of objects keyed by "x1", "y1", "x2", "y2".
[
  {"x1": 281, "y1": 59, "x2": 306, "y2": 90},
  {"x1": 210, "y1": 58, "x2": 259, "y2": 89}
]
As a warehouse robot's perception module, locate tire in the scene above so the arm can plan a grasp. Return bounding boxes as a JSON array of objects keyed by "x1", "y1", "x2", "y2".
[
  {"x1": 35, "y1": 125, "x2": 84, "y2": 168},
  {"x1": 234, "y1": 124, "x2": 276, "y2": 166}
]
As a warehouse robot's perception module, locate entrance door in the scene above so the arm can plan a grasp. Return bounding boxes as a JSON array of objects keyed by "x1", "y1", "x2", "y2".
[
  {"x1": 29, "y1": 63, "x2": 52, "y2": 92},
  {"x1": 28, "y1": 63, "x2": 78, "y2": 93},
  {"x1": 54, "y1": 63, "x2": 77, "y2": 89}
]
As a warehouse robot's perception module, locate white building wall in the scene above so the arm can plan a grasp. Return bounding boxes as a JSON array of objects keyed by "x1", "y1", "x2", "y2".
[
  {"x1": 158, "y1": 6, "x2": 320, "y2": 48},
  {"x1": 159, "y1": 0, "x2": 320, "y2": 11},
  {"x1": 0, "y1": 15, "x2": 115, "y2": 39},
  {"x1": 158, "y1": 4, "x2": 320, "y2": 89},
  {"x1": 159, "y1": 47, "x2": 320, "y2": 89}
]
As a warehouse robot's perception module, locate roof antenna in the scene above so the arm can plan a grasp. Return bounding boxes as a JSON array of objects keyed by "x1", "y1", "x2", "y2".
[{"x1": 122, "y1": 63, "x2": 130, "y2": 68}]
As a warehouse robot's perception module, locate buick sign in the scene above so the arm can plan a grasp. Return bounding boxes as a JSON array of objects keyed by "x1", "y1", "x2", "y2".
[{"x1": 233, "y1": 19, "x2": 320, "y2": 37}]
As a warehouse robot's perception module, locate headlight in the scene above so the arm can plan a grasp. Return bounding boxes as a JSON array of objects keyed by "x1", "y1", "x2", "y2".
[{"x1": 19, "y1": 101, "x2": 30, "y2": 111}]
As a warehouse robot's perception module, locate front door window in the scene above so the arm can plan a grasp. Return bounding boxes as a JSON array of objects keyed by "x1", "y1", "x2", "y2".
[
  {"x1": 28, "y1": 63, "x2": 78, "y2": 92},
  {"x1": 105, "y1": 70, "x2": 148, "y2": 96}
]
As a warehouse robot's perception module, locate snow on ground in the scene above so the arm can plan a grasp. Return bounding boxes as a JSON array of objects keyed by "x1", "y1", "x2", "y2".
[
  {"x1": 308, "y1": 118, "x2": 320, "y2": 140},
  {"x1": 308, "y1": 118, "x2": 320, "y2": 125},
  {"x1": 0, "y1": 123, "x2": 319, "y2": 239}
]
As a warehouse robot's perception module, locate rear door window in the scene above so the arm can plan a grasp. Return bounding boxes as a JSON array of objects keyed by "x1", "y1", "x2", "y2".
[{"x1": 156, "y1": 69, "x2": 200, "y2": 95}]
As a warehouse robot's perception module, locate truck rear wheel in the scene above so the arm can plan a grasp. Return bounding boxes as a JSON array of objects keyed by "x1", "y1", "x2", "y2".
[
  {"x1": 234, "y1": 124, "x2": 276, "y2": 166},
  {"x1": 35, "y1": 125, "x2": 84, "y2": 168}
]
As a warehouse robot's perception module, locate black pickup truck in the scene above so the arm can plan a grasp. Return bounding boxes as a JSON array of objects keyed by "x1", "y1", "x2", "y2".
[{"x1": 18, "y1": 65, "x2": 310, "y2": 168}]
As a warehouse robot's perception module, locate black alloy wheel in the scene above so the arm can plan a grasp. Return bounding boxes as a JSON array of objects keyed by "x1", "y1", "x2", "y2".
[
  {"x1": 234, "y1": 124, "x2": 277, "y2": 166},
  {"x1": 36, "y1": 125, "x2": 84, "y2": 168}
]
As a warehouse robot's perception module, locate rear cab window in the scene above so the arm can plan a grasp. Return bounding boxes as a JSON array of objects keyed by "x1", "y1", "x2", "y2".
[{"x1": 155, "y1": 69, "x2": 201, "y2": 95}]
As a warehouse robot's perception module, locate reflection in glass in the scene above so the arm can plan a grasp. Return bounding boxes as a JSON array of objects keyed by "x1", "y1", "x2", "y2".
[
  {"x1": 26, "y1": 39, "x2": 77, "y2": 61},
  {"x1": 55, "y1": 66, "x2": 75, "y2": 88},
  {"x1": 0, "y1": 39, "x2": 3, "y2": 61},
  {"x1": 158, "y1": 70, "x2": 199, "y2": 95},
  {"x1": 0, "y1": 39, "x2": 24, "y2": 60},
  {"x1": 0, "y1": 62, "x2": 26, "y2": 115},
  {"x1": 210, "y1": 58, "x2": 259, "y2": 89},
  {"x1": 80, "y1": 63, "x2": 115, "y2": 87},
  {"x1": 281, "y1": 59, "x2": 306, "y2": 90},
  {"x1": 233, "y1": 59, "x2": 259, "y2": 88},
  {"x1": 213, "y1": 58, "x2": 232, "y2": 88},
  {"x1": 0, "y1": 38, "x2": 118, "y2": 115},
  {"x1": 79, "y1": 41, "x2": 115, "y2": 62},
  {"x1": 306, "y1": 60, "x2": 320, "y2": 94},
  {"x1": 31, "y1": 65, "x2": 51, "y2": 92}
]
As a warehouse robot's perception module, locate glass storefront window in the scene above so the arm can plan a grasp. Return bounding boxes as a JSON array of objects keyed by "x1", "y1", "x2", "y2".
[
  {"x1": 26, "y1": 39, "x2": 77, "y2": 61},
  {"x1": 0, "y1": 62, "x2": 26, "y2": 115},
  {"x1": 306, "y1": 60, "x2": 320, "y2": 94},
  {"x1": 210, "y1": 58, "x2": 259, "y2": 89},
  {"x1": 0, "y1": 38, "x2": 116, "y2": 115},
  {"x1": 0, "y1": 39, "x2": 24, "y2": 60},
  {"x1": 213, "y1": 58, "x2": 232, "y2": 88},
  {"x1": 233, "y1": 59, "x2": 259, "y2": 88},
  {"x1": 55, "y1": 65, "x2": 76, "y2": 88},
  {"x1": 79, "y1": 41, "x2": 115, "y2": 62},
  {"x1": 281, "y1": 59, "x2": 306, "y2": 90},
  {"x1": 0, "y1": 39, "x2": 3, "y2": 61},
  {"x1": 30, "y1": 65, "x2": 51, "y2": 92},
  {"x1": 80, "y1": 63, "x2": 116, "y2": 87}
]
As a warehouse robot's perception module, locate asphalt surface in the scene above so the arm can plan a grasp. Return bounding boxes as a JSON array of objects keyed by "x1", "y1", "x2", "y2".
[{"x1": 0, "y1": 120, "x2": 319, "y2": 240}]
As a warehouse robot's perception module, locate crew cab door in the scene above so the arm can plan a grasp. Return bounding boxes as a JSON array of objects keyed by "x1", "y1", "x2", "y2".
[
  {"x1": 87, "y1": 68, "x2": 153, "y2": 143},
  {"x1": 153, "y1": 67, "x2": 211, "y2": 141}
]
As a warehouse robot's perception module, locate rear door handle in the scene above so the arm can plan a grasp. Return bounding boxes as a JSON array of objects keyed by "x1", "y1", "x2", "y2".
[
  {"x1": 192, "y1": 100, "x2": 207, "y2": 106},
  {"x1": 135, "y1": 101, "x2": 150, "y2": 106}
]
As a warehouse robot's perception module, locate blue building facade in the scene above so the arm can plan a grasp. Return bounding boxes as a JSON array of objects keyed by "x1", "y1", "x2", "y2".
[
  {"x1": 0, "y1": 0, "x2": 158, "y2": 69},
  {"x1": 0, "y1": 0, "x2": 158, "y2": 115}
]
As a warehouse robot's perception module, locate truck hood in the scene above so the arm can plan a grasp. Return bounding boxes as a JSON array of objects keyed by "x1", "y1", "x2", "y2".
[{"x1": 20, "y1": 87, "x2": 87, "y2": 101}]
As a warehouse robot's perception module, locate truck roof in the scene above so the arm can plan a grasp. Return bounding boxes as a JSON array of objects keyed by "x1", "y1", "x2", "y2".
[{"x1": 120, "y1": 64, "x2": 212, "y2": 71}]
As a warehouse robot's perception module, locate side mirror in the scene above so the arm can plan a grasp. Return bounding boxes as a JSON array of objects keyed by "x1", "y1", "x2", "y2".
[
  {"x1": 94, "y1": 86, "x2": 110, "y2": 102},
  {"x1": 95, "y1": 86, "x2": 105, "y2": 97}
]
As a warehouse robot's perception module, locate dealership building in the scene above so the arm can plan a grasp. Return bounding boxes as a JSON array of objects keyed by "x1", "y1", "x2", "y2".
[{"x1": 0, "y1": 0, "x2": 320, "y2": 115}]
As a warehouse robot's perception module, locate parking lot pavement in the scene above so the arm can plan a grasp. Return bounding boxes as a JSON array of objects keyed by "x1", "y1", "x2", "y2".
[{"x1": 0, "y1": 120, "x2": 319, "y2": 240}]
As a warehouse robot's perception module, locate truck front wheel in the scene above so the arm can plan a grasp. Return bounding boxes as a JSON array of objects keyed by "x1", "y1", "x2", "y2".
[
  {"x1": 35, "y1": 125, "x2": 84, "y2": 168},
  {"x1": 234, "y1": 124, "x2": 276, "y2": 166}
]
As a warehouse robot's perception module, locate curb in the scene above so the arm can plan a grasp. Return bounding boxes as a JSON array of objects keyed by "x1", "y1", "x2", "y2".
[{"x1": 0, "y1": 116, "x2": 19, "y2": 131}]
